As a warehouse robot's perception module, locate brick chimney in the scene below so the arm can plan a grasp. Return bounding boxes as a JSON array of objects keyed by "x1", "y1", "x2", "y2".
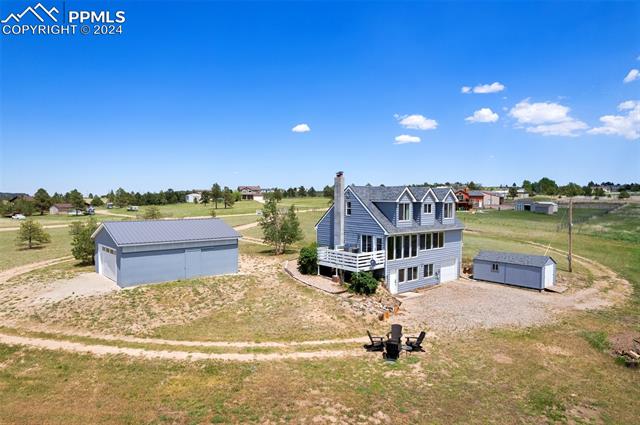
[{"x1": 333, "y1": 171, "x2": 345, "y2": 248}]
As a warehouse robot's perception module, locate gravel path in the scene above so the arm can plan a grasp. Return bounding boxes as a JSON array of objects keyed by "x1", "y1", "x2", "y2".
[{"x1": 0, "y1": 256, "x2": 74, "y2": 284}]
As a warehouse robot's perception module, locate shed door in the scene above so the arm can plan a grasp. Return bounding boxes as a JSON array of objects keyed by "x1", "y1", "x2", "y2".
[
  {"x1": 544, "y1": 263, "x2": 555, "y2": 288},
  {"x1": 185, "y1": 248, "x2": 202, "y2": 278},
  {"x1": 388, "y1": 271, "x2": 398, "y2": 294},
  {"x1": 439, "y1": 259, "x2": 458, "y2": 283},
  {"x1": 99, "y1": 244, "x2": 117, "y2": 282}
]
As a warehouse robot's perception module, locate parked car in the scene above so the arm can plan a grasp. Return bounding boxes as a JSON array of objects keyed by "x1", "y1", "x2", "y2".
[
  {"x1": 11, "y1": 214, "x2": 26, "y2": 220},
  {"x1": 127, "y1": 205, "x2": 139, "y2": 211}
]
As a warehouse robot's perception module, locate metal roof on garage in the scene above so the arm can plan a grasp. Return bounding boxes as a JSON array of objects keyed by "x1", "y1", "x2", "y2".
[
  {"x1": 473, "y1": 250, "x2": 555, "y2": 268},
  {"x1": 92, "y1": 218, "x2": 241, "y2": 247}
]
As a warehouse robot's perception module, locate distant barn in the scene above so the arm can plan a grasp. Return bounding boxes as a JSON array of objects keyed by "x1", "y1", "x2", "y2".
[
  {"x1": 473, "y1": 250, "x2": 556, "y2": 291},
  {"x1": 515, "y1": 199, "x2": 558, "y2": 215}
]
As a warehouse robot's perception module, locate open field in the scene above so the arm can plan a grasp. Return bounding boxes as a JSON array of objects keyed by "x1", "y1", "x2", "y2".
[
  {"x1": 0, "y1": 227, "x2": 74, "y2": 272},
  {"x1": 96, "y1": 199, "x2": 264, "y2": 218},
  {"x1": 0, "y1": 202, "x2": 638, "y2": 423},
  {"x1": 279, "y1": 196, "x2": 331, "y2": 209},
  {"x1": 241, "y1": 209, "x2": 325, "y2": 247}
]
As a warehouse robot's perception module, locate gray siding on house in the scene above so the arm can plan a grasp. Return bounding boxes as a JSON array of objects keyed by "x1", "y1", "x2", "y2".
[
  {"x1": 344, "y1": 189, "x2": 386, "y2": 249},
  {"x1": 316, "y1": 206, "x2": 334, "y2": 248},
  {"x1": 418, "y1": 193, "x2": 436, "y2": 226},
  {"x1": 117, "y1": 242, "x2": 238, "y2": 288},
  {"x1": 386, "y1": 229, "x2": 462, "y2": 292}
]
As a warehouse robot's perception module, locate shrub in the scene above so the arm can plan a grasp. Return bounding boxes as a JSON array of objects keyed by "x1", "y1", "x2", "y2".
[
  {"x1": 348, "y1": 272, "x2": 378, "y2": 295},
  {"x1": 297, "y1": 243, "x2": 318, "y2": 275},
  {"x1": 143, "y1": 205, "x2": 162, "y2": 219}
]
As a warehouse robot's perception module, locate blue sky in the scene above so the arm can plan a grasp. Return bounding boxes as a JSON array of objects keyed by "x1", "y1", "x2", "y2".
[{"x1": 1, "y1": 1, "x2": 639, "y2": 195}]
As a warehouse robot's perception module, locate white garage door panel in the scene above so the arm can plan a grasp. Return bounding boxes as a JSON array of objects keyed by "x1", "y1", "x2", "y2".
[
  {"x1": 439, "y1": 259, "x2": 458, "y2": 283},
  {"x1": 100, "y1": 245, "x2": 117, "y2": 282}
]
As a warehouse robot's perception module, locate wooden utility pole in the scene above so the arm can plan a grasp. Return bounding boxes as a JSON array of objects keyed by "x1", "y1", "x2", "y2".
[{"x1": 568, "y1": 198, "x2": 573, "y2": 273}]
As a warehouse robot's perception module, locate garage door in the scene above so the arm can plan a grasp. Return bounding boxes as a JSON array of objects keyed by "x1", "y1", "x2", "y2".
[
  {"x1": 439, "y1": 259, "x2": 458, "y2": 283},
  {"x1": 99, "y1": 244, "x2": 117, "y2": 282}
]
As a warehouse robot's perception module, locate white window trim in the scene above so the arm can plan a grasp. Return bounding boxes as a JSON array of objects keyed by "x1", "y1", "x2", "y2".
[
  {"x1": 406, "y1": 266, "x2": 418, "y2": 282},
  {"x1": 424, "y1": 264, "x2": 434, "y2": 278},
  {"x1": 423, "y1": 203, "x2": 433, "y2": 214},
  {"x1": 491, "y1": 263, "x2": 500, "y2": 272},
  {"x1": 443, "y1": 202, "x2": 454, "y2": 219},
  {"x1": 398, "y1": 202, "x2": 411, "y2": 222},
  {"x1": 346, "y1": 201, "x2": 352, "y2": 216}
]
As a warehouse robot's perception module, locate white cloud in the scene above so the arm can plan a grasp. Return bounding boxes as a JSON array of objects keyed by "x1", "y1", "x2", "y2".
[
  {"x1": 395, "y1": 114, "x2": 438, "y2": 130},
  {"x1": 465, "y1": 108, "x2": 499, "y2": 123},
  {"x1": 526, "y1": 120, "x2": 589, "y2": 137},
  {"x1": 394, "y1": 134, "x2": 421, "y2": 144},
  {"x1": 588, "y1": 100, "x2": 640, "y2": 140},
  {"x1": 623, "y1": 69, "x2": 639, "y2": 83},
  {"x1": 461, "y1": 82, "x2": 505, "y2": 94},
  {"x1": 291, "y1": 123, "x2": 310, "y2": 133},
  {"x1": 509, "y1": 99, "x2": 587, "y2": 137}
]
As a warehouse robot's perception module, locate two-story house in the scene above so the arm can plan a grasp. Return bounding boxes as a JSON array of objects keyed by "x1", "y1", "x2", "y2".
[{"x1": 315, "y1": 172, "x2": 463, "y2": 294}]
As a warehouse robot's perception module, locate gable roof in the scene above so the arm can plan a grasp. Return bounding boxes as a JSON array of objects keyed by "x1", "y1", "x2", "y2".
[
  {"x1": 92, "y1": 218, "x2": 240, "y2": 247},
  {"x1": 474, "y1": 250, "x2": 556, "y2": 268},
  {"x1": 52, "y1": 203, "x2": 73, "y2": 209},
  {"x1": 468, "y1": 190, "x2": 485, "y2": 197},
  {"x1": 348, "y1": 185, "x2": 464, "y2": 235}
]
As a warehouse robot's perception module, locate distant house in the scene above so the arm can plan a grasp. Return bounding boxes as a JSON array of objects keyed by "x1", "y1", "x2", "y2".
[
  {"x1": 49, "y1": 203, "x2": 74, "y2": 215},
  {"x1": 316, "y1": 172, "x2": 463, "y2": 294},
  {"x1": 91, "y1": 218, "x2": 240, "y2": 287},
  {"x1": 185, "y1": 193, "x2": 202, "y2": 203},
  {"x1": 455, "y1": 189, "x2": 486, "y2": 210},
  {"x1": 238, "y1": 186, "x2": 263, "y2": 201},
  {"x1": 482, "y1": 191, "x2": 504, "y2": 208},
  {"x1": 516, "y1": 188, "x2": 529, "y2": 198},
  {"x1": 515, "y1": 199, "x2": 558, "y2": 215},
  {"x1": 473, "y1": 250, "x2": 556, "y2": 291}
]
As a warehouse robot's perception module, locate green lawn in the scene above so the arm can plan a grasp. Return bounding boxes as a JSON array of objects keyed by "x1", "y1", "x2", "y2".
[
  {"x1": 279, "y1": 196, "x2": 331, "y2": 210},
  {"x1": 240, "y1": 210, "x2": 325, "y2": 247},
  {"x1": 97, "y1": 200, "x2": 264, "y2": 218},
  {"x1": 0, "y1": 227, "x2": 74, "y2": 271}
]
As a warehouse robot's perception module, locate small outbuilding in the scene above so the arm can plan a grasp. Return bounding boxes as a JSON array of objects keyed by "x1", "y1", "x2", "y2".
[
  {"x1": 49, "y1": 203, "x2": 74, "y2": 215},
  {"x1": 473, "y1": 250, "x2": 556, "y2": 290},
  {"x1": 515, "y1": 199, "x2": 558, "y2": 215},
  {"x1": 91, "y1": 218, "x2": 240, "y2": 288}
]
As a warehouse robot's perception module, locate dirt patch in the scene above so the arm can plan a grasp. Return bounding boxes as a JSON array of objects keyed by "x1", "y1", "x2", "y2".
[{"x1": 396, "y1": 245, "x2": 631, "y2": 335}]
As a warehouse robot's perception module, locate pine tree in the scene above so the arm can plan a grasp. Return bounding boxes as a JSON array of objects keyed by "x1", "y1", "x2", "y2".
[{"x1": 16, "y1": 219, "x2": 51, "y2": 249}]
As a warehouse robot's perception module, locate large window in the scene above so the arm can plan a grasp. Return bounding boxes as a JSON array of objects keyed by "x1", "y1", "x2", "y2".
[
  {"x1": 444, "y1": 203, "x2": 453, "y2": 218},
  {"x1": 387, "y1": 237, "x2": 395, "y2": 260},
  {"x1": 424, "y1": 264, "x2": 434, "y2": 278},
  {"x1": 398, "y1": 203, "x2": 411, "y2": 221},
  {"x1": 410, "y1": 235, "x2": 418, "y2": 257},
  {"x1": 361, "y1": 235, "x2": 373, "y2": 252},
  {"x1": 423, "y1": 203, "x2": 432, "y2": 214},
  {"x1": 407, "y1": 266, "x2": 418, "y2": 281}
]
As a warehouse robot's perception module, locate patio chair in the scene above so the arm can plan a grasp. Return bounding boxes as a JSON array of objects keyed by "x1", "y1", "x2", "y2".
[
  {"x1": 387, "y1": 324, "x2": 403, "y2": 344},
  {"x1": 405, "y1": 331, "x2": 426, "y2": 352},
  {"x1": 383, "y1": 340, "x2": 401, "y2": 361},
  {"x1": 363, "y1": 330, "x2": 385, "y2": 352}
]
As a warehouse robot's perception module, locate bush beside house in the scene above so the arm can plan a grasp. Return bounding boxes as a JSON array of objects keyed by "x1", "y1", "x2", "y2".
[{"x1": 297, "y1": 243, "x2": 318, "y2": 275}]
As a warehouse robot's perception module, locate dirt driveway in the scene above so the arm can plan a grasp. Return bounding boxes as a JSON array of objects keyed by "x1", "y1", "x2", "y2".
[{"x1": 395, "y1": 247, "x2": 631, "y2": 334}]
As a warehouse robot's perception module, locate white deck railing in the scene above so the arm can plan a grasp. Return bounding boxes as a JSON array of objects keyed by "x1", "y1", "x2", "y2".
[{"x1": 317, "y1": 247, "x2": 385, "y2": 272}]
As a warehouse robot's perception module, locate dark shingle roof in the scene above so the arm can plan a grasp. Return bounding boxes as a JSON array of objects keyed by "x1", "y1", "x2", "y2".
[
  {"x1": 474, "y1": 250, "x2": 555, "y2": 268},
  {"x1": 95, "y1": 218, "x2": 240, "y2": 246},
  {"x1": 349, "y1": 185, "x2": 463, "y2": 235},
  {"x1": 468, "y1": 190, "x2": 485, "y2": 197}
]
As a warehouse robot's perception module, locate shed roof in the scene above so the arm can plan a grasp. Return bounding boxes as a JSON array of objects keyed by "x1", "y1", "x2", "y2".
[
  {"x1": 474, "y1": 250, "x2": 555, "y2": 268},
  {"x1": 92, "y1": 218, "x2": 240, "y2": 247}
]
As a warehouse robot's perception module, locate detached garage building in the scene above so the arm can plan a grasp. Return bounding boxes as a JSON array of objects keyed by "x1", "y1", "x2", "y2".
[
  {"x1": 92, "y1": 218, "x2": 240, "y2": 288},
  {"x1": 473, "y1": 250, "x2": 556, "y2": 291}
]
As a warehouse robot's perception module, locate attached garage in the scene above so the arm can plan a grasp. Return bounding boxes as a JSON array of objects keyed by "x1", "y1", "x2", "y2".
[
  {"x1": 92, "y1": 218, "x2": 240, "y2": 288},
  {"x1": 472, "y1": 250, "x2": 556, "y2": 291}
]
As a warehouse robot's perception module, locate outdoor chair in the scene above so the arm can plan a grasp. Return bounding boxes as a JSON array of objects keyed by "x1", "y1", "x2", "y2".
[
  {"x1": 387, "y1": 324, "x2": 403, "y2": 344},
  {"x1": 383, "y1": 340, "x2": 401, "y2": 361},
  {"x1": 364, "y1": 330, "x2": 385, "y2": 352},
  {"x1": 405, "y1": 331, "x2": 426, "y2": 352}
]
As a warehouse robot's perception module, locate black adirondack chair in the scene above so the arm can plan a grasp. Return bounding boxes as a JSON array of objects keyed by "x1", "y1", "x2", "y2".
[
  {"x1": 405, "y1": 331, "x2": 426, "y2": 352},
  {"x1": 364, "y1": 330, "x2": 385, "y2": 352},
  {"x1": 387, "y1": 324, "x2": 403, "y2": 343}
]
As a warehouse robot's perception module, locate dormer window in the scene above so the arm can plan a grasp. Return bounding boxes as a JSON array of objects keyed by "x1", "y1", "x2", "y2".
[
  {"x1": 398, "y1": 203, "x2": 410, "y2": 221},
  {"x1": 423, "y1": 203, "x2": 432, "y2": 214},
  {"x1": 346, "y1": 201, "x2": 352, "y2": 216},
  {"x1": 444, "y1": 203, "x2": 454, "y2": 218}
]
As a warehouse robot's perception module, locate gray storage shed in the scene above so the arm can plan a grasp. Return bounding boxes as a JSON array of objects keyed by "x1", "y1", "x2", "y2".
[
  {"x1": 473, "y1": 250, "x2": 556, "y2": 290},
  {"x1": 92, "y1": 218, "x2": 240, "y2": 288}
]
